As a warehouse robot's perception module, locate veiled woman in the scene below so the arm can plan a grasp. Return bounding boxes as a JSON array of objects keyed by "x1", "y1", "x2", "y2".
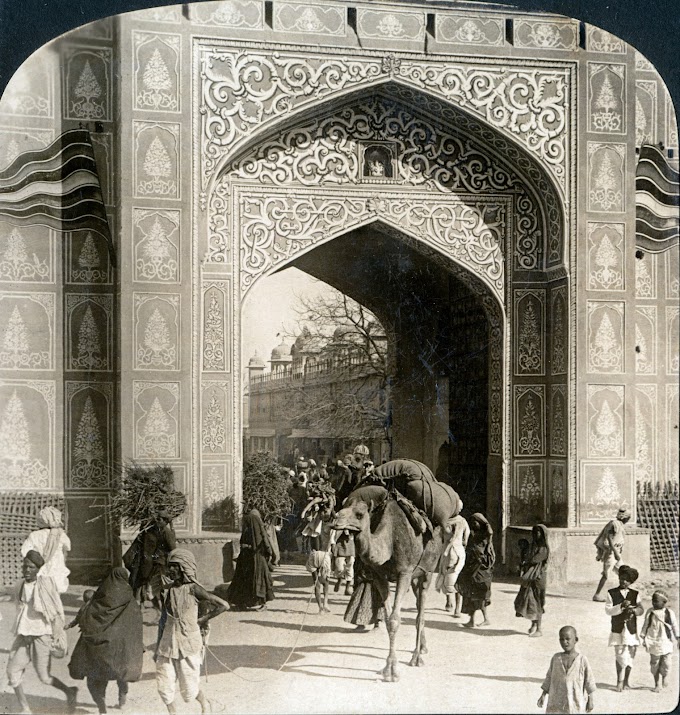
[
  {"x1": 69, "y1": 567, "x2": 143, "y2": 713},
  {"x1": 21, "y1": 506, "x2": 71, "y2": 593},
  {"x1": 514, "y1": 523, "x2": 550, "y2": 637},
  {"x1": 457, "y1": 512, "x2": 496, "y2": 628},
  {"x1": 227, "y1": 508, "x2": 274, "y2": 610}
]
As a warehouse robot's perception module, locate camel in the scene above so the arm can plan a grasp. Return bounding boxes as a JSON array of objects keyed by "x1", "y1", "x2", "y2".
[{"x1": 332, "y1": 485, "x2": 445, "y2": 682}]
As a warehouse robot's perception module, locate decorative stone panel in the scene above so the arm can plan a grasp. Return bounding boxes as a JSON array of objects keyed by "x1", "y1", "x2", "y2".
[
  {"x1": 667, "y1": 90, "x2": 679, "y2": 148},
  {"x1": 135, "y1": 5, "x2": 182, "y2": 23},
  {"x1": 66, "y1": 382, "x2": 112, "y2": 489},
  {"x1": 587, "y1": 223, "x2": 624, "y2": 291},
  {"x1": 133, "y1": 294, "x2": 180, "y2": 371},
  {"x1": 134, "y1": 122, "x2": 180, "y2": 199},
  {"x1": 90, "y1": 133, "x2": 113, "y2": 206},
  {"x1": 588, "y1": 143, "x2": 625, "y2": 213},
  {"x1": 550, "y1": 385, "x2": 567, "y2": 457},
  {"x1": 548, "y1": 461, "x2": 568, "y2": 526},
  {"x1": 66, "y1": 295, "x2": 112, "y2": 372},
  {"x1": 580, "y1": 461, "x2": 634, "y2": 525},
  {"x1": 70, "y1": 16, "x2": 113, "y2": 40},
  {"x1": 511, "y1": 461, "x2": 544, "y2": 525},
  {"x1": 634, "y1": 385, "x2": 656, "y2": 485},
  {"x1": 635, "y1": 80, "x2": 657, "y2": 146},
  {"x1": 189, "y1": 0, "x2": 262, "y2": 28},
  {"x1": 635, "y1": 251, "x2": 656, "y2": 299},
  {"x1": 488, "y1": 325, "x2": 503, "y2": 456},
  {"x1": 0, "y1": 224, "x2": 54, "y2": 284},
  {"x1": 0, "y1": 52, "x2": 52, "y2": 118},
  {"x1": 587, "y1": 384, "x2": 624, "y2": 458},
  {"x1": 635, "y1": 306, "x2": 656, "y2": 375},
  {"x1": 202, "y1": 463, "x2": 228, "y2": 507},
  {"x1": 587, "y1": 301, "x2": 624, "y2": 374},
  {"x1": 667, "y1": 307, "x2": 679, "y2": 374},
  {"x1": 586, "y1": 25, "x2": 625, "y2": 54},
  {"x1": 202, "y1": 282, "x2": 230, "y2": 373},
  {"x1": 514, "y1": 289, "x2": 544, "y2": 376},
  {"x1": 635, "y1": 51, "x2": 654, "y2": 72},
  {"x1": 66, "y1": 230, "x2": 112, "y2": 285},
  {"x1": 588, "y1": 64, "x2": 625, "y2": 134},
  {"x1": 134, "y1": 32, "x2": 180, "y2": 113},
  {"x1": 435, "y1": 14, "x2": 504, "y2": 46},
  {"x1": 665, "y1": 249, "x2": 679, "y2": 299},
  {"x1": 514, "y1": 385, "x2": 544, "y2": 457},
  {"x1": 0, "y1": 127, "x2": 53, "y2": 170},
  {"x1": 273, "y1": 3, "x2": 346, "y2": 35},
  {"x1": 667, "y1": 385, "x2": 679, "y2": 482},
  {"x1": 133, "y1": 209, "x2": 180, "y2": 283},
  {"x1": 201, "y1": 382, "x2": 231, "y2": 455},
  {"x1": 550, "y1": 287, "x2": 567, "y2": 376},
  {"x1": 133, "y1": 382, "x2": 179, "y2": 459},
  {"x1": 513, "y1": 19, "x2": 578, "y2": 50},
  {"x1": 0, "y1": 380, "x2": 54, "y2": 489},
  {"x1": 0, "y1": 293, "x2": 54, "y2": 371},
  {"x1": 357, "y1": 8, "x2": 426, "y2": 41},
  {"x1": 63, "y1": 47, "x2": 112, "y2": 121}
]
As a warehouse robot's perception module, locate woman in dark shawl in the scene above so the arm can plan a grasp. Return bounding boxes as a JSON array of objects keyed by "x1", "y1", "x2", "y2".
[
  {"x1": 69, "y1": 567, "x2": 143, "y2": 713},
  {"x1": 514, "y1": 523, "x2": 550, "y2": 637},
  {"x1": 227, "y1": 508, "x2": 274, "y2": 610},
  {"x1": 458, "y1": 512, "x2": 496, "y2": 628},
  {"x1": 343, "y1": 559, "x2": 386, "y2": 631}
]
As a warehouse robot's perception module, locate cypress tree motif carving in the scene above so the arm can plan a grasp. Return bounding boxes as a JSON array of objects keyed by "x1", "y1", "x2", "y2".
[
  {"x1": 590, "y1": 150, "x2": 622, "y2": 211},
  {"x1": 0, "y1": 390, "x2": 48, "y2": 487},
  {"x1": 139, "y1": 47, "x2": 177, "y2": 111},
  {"x1": 518, "y1": 300, "x2": 541, "y2": 373},
  {"x1": 137, "y1": 216, "x2": 178, "y2": 281},
  {"x1": 203, "y1": 465, "x2": 225, "y2": 506},
  {"x1": 75, "y1": 304, "x2": 105, "y2": 370},
  {"x1": 78, "y1": 233, "x2": 100, "y2": 269},
  {"x1": 551, "y1": 392, "x2": 566, "y2": 455},
  {"x1": 139, "y1": 396, "x2": 176, "y2": 457},
  {"x1": 72, "y1": 59, "x2": 105, "y2": 119},
  {"x1": 635, "y1": 96, "x2": 649, "y2": 145},
  {"x1": 138, "y1": 306, "x2": 176, "y2": 367},
  {"x1": 551, "y1": 295, "x2": 567, "y2": 374},
  {"x1": 590, "y1": 398, "x2": 621, "y2": 456},
  {"x1": 634, "y1": 398, "x2": 652, "y2": 484},
  {"x1": 0, "y1": 305, "x2": 29, "y2": 368},
  {"x1": 593, "y1": 467, "x2": 621, "y2": 506},
  {"x1": 72, "y1": 232, "x2": 107, "y2": 283},
  {"x1": 0, "y1": 228, "x2": 49, "y2": 282},
  {"x1": 635, "y1": 255, "x2": 653, "y2": 297},
  {"x1": 590, "y1": 311, "x2": 622, "y2": 371},
  {"x1": 139, "y1": 135, "x2": 176, "y2": 195},
  {"x1": 518, "y1": 396, "x2": 542, "y2": 454},
  {"x1": 592, "y1": 233, "x2": 622, "y2": 289},
  {"x1": 519, "y1": 468, "x2": 541, "y2": 508},
  {"x1": 71, "y1": 395, "x2": 108, "y2": 488},
  {"x1": 592, "y1": 73, "x2": 621, "y2": 132},
  {"x1": 550, "y1": 466, "x2": 566, "y2": 505}
]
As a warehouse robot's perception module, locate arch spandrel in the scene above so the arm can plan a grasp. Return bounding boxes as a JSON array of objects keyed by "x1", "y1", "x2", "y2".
[{"x1": 198, "y1": 43, "x2": 573, "y2": 203}]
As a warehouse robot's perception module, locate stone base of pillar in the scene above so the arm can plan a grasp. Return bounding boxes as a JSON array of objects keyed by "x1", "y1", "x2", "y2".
[{"x1": 505, "y1": 525, "x2": 651, "y2": 588}]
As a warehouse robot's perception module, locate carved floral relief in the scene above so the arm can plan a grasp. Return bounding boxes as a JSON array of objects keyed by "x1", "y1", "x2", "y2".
[
  {"x1": 588, "y1": 64, "x2": 625, "y2": 134},
  {"x1": 63, "y1": 48, "x2": 111, "y2": 121},
  {"x1": 587, "y1": 223, "x2": 624, "y2": 291},
  {"x1": 587, "y1": 302, "x2": 624, "y2": 373},
  {"x1": 635, "y1": 80, "x2": 657, "y2": 146},
  {"x1": 134, "y1": 123, "x2": 180, "y2": 199},
  {"x1": 435, "y1": 15, "x2": 504, "y2": 46},
  {"x1": 550, "y1": 287, "x2": 567, "y2": 376},
  {"x1": 667, "y1": 307, "x2": 679, "y2": 375},
  {"x1": 634, "y1": 385, "x2": 656, "y2": 485},
  {"x1": 134, "y1": 294, "x2": 180, "y2": 371},
  {"x1": 580, "y1": 461, "x2": 634, "y2": 524},
  {"x1": 512, "y1": 461, "x2": 544, "y2": 525},
  {"x1": 0, "y1": 293, "x2": 54, "y2": 371},
  {"x1": 588, "y1": 143, "x2": 625, "y2": 213},
  {"x1": 66, "y1": 230, "x2": 112, "y2": 285},
  {"x1": 586, "y1": 26, "x2": 625, "y2": 54},
  {"x1": 66, "y1": 295, "x2": 112, "y2": 372},
  {"x1": 635, "y1": 251, "x2": 656, "y2": 299},
  {"x1": 0, "y1": 225, "x2": 53, "y2": 284},
  {"x1": 635, "y1": 306, "x2": 656, "y2": 375},
  {"x1": 514, "y1": 386, "x2": 544, "y2": 457},
  {"x1": 133, "y1": 209, "x2": 180, "y2": 283},
  {"x1": 202, "y1": 283, "x2": 230, "y2": 373},
  {"x1": 134, "y1": 33, "x2": 180, "y2": 112},
  {"x1": 587, "y1": 384, "x2": 624, "y2": 457},
  {"x1": 133, "y1": 382, "x2": 179, "y2": 459},
  {"x1": 550, "y1": 385, "x2": 566, "y2": 457},
  {"x1": 514, "y1": 290, "x2": 544, "y2": 376}
]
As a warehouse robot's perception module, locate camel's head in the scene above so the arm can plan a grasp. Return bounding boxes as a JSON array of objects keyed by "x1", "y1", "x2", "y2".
[{"x1": 332, "y1": 499, "x2": 371, "y2": 533}]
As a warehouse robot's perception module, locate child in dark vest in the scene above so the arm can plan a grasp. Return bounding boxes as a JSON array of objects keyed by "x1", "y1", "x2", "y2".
[
  {"x1": 640, "y1": 589, "x2": 679, "y2": 692},
  {"x1": 604, "y1": 565, "x2": 644, "y2": 691}
]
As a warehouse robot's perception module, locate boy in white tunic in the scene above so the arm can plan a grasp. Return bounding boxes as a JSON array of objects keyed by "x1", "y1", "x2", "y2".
[
  {"x1": 640, "y1": 589, "x2": 679, "y2": 692},
  {"x1": 538, "y1": 626, "x2": 596, "y2": 713},
  {"x1": 155, "y1": 549, "x2": 228, "y2": 714}
]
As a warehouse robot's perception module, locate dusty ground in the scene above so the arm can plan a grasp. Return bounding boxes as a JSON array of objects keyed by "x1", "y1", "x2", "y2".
[{"x1": 1, "y1": 565, "x2": 678, "y2": 715}]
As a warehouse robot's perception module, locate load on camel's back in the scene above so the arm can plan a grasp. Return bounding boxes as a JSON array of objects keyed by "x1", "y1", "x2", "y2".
[{"x1": 333, "y1": 459, "x2": 461, "y2": 682}]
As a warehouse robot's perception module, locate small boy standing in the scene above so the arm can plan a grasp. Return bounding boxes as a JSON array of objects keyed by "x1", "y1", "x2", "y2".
[
  {"x1": 332, "y1": 528, "x2": 355, "y2": 596},
  {"x1": 538, "y1": 626, "x2": 596, "y2": 713},
  {"x1": 65, "y1": 588, "x2": 95, "y2": 630},
  {"x1": 605, "y1": 564, "x2": 644, "y2": 691},
  {"x1": 640, "y1": 589, "x2": 679, "y2": 692}
]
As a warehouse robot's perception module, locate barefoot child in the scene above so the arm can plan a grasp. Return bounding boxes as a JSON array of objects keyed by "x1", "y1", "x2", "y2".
[
  {"x1": 605, "y1": 564, "x2": 644, "y2": 691},
  {"x1": 538, "y1": 626, "x2": 596, "y2": 713},
  {"x1": 640, "y1": 589, "x2": 679, "y2": 692},
  {"x1": 306, "y1": 515, "x2": 333, "y2": 613}
]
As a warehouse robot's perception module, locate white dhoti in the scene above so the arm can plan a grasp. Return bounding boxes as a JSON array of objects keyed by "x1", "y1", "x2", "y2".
[{"x1": 156, "y1": 653, "x2": 202, "y2": 705}]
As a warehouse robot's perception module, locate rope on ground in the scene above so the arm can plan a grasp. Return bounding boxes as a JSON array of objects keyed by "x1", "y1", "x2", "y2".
[{"x1": 203, "y1": 591, "x2": 316, "y2": 683}]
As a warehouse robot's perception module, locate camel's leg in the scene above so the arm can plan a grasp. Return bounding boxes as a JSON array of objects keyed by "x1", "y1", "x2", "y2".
[
  {"x1": 381, "y1": 572, "x2": 411, "y2": 683},
  {"x1": 409, "y1": 572, "x2": 431, "y2": 667}
]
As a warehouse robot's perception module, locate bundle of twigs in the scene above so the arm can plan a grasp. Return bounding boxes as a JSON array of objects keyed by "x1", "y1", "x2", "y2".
[
  {"x1": 242, "y1": 452, "x2": 293, "y2": 525},
  {"x1": 103, "y1": 462, "x2": 186, "y2": 529}
]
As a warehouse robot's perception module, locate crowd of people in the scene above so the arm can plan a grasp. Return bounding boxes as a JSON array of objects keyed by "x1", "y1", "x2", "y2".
[{"x1": 0, "y1": 474, "x2": 677, "y2": 715}]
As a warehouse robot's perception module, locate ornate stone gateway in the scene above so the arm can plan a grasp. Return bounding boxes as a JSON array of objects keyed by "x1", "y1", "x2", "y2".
[{"x1": 0, "y1": 0, "x2": 675, "y2": 582}]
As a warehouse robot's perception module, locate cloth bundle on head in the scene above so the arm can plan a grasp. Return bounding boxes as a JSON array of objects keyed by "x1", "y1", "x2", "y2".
[
  {"x1": 618, "y1": 565, "x2": 639, "y2": 584},
  {"x1": 617, "y1": 508, "x2": 632, "y2": 520},
  {"x1": 168, "y1": 548, "x2": 198, "y2": 583}
]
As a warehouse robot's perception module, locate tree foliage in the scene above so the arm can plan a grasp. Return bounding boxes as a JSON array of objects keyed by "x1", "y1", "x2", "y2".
[{"x1": 242, "y1": 451, "x2": 293, "y2": 524}]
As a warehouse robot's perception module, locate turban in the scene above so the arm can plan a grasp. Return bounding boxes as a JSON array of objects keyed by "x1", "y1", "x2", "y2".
[
  {"x1": 24, "y1": 549, "x2": 45, "y2": 568},
  {"x1": 618, "y1": 565, "x2": 639, "y2": 584},
  {"x1": 38, "y1": 506, "x2": 63, "y2": 528},
  {"x1": 617, "y1": 508, "x2": 631, "y2": 520},
  {"x1": 168, "y1": 548, "x2": 197, "y2": 583}
]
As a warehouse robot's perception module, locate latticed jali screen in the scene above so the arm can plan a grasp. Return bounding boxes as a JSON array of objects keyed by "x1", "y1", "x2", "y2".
[
  {"x1": 0, "y1": 492, "x2": 66, "y2": 586},
  {"x1": 636, "y1": 481, "x2": 679, "y2": 571}
]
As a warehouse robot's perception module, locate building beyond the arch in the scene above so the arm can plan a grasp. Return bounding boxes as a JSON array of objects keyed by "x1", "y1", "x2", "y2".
[{"x1": 0, "y1": 0, "x2": 677, "y2": 585}]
